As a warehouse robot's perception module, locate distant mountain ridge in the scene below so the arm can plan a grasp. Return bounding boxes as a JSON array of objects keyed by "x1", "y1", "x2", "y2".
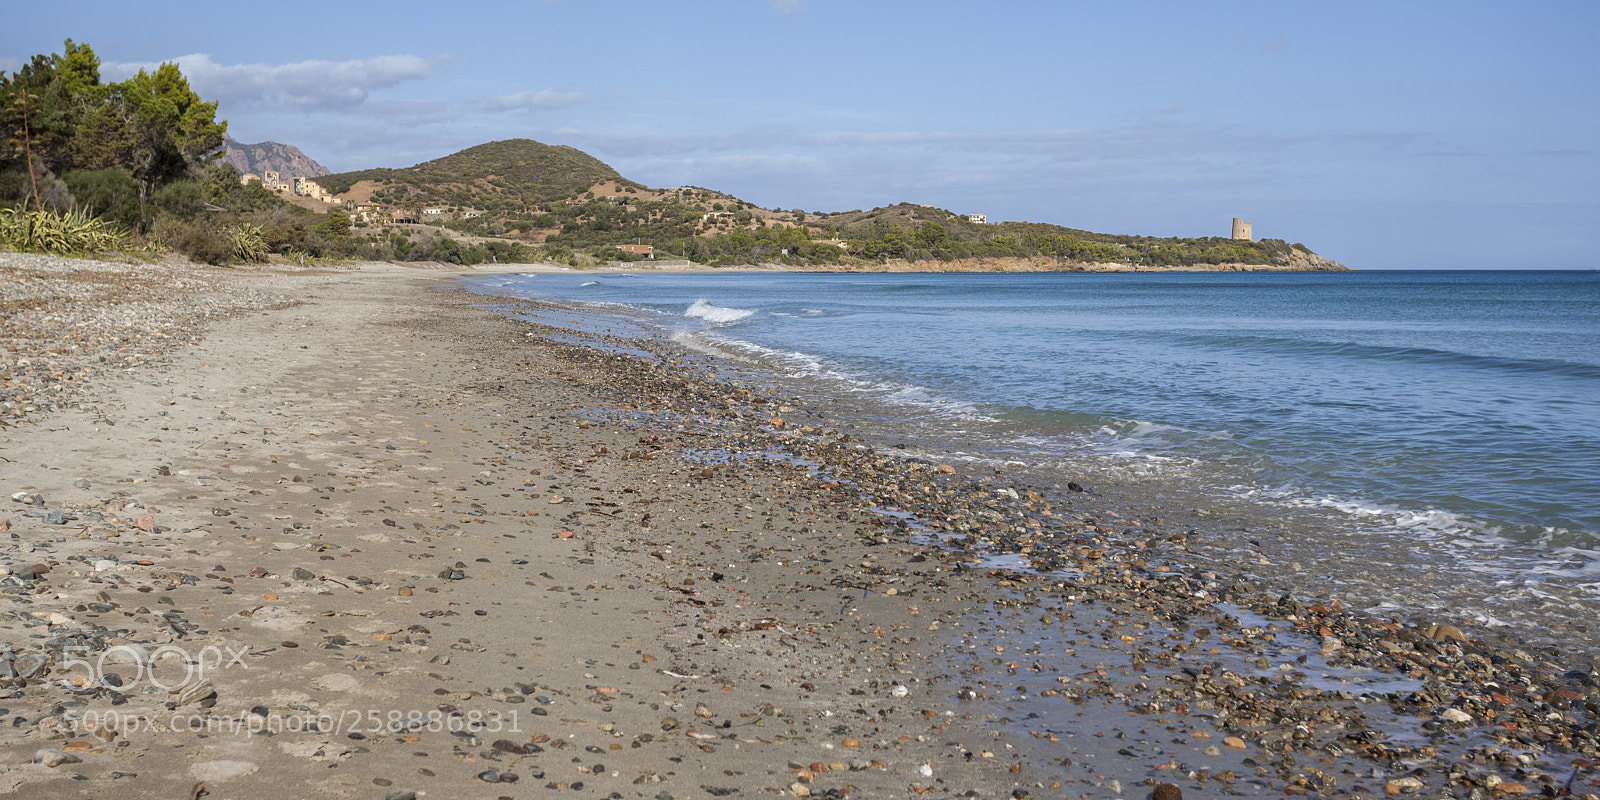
[{"x1": 221, "y1": 136, "x2": 330, "y2": 180}]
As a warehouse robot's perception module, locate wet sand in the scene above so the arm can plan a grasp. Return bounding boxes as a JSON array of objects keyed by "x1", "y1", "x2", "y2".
[{"x1": 0, "y1": 259, "x2": 1595, "y2": 799}]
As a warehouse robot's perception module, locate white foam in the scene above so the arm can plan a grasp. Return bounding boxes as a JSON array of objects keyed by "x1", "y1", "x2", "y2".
[
  {"x1": 685, "y1": 333, "x2": 830, "y2": 376},
  {"x1": 1532, "y1": 547, "x2": 1600, "y2": 580},
  {"x1": 678, "y1": 331, "x2": 991, "y2": 420},
  {"x1": 580, "y1": 281, "x2": 599, "y2": 287},
  {"x1": 685, "y1": 299, "x2": 757, "y2": 325},
  {"x1": 669, "y1": 332, "x2": 759, "y2": 364}
]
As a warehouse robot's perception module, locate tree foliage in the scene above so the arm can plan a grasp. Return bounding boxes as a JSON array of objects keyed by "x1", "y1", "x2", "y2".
[{"x1": 2, "y1": 40, "x2": 226, "y2": 234}]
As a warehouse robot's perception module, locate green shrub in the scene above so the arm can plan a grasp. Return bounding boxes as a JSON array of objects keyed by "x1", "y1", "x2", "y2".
[
  {"x1": 152, "y1": 215, "x2": 231, "y2": 264},
  {"x1": 153, "y1": 181, "x2": 208, "y2": 218},
  {"x1": 62, "y1": 168, "x2": 141, "y2": 229}
]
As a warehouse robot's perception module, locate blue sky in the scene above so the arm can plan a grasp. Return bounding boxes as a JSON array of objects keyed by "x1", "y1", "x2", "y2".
[{"x1": 5, "y1": 0, "x2": 1596, "y2": 268}]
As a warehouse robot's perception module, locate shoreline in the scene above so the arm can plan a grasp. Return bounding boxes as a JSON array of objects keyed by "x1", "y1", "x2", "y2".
[
  {"x1": 0, "y1": 256, "x2": 1593, "y2": 799},
  {"x1": 470, "y1": 258, "x2": 1347, "y2": 275},
  {"x1": 463, "y1": 269, "x2": 1600, "y2": 660}
]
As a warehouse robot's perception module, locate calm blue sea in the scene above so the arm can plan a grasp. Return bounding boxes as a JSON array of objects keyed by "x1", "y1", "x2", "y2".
[{"x1": 468, "y1": 269, "x2": 1600, "y2": 616}]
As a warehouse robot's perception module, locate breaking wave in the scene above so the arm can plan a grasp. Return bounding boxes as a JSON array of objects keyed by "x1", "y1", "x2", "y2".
[{"x1": 685, "y1": 299, "x2": 756, "y2": 325}]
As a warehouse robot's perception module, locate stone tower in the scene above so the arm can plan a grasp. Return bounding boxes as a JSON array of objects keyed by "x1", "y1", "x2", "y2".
[{"x1": 1231, "y1": 218, "x2": 1253, "y2": 241}]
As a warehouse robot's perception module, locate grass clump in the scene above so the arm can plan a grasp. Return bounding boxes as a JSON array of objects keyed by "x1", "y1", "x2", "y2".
[
  {"x1": 0, "y1": 206, "x2": 127, "y2": 254},
  {"x1": 227, "y1": 223, "x2": 268, "y2": 263}
]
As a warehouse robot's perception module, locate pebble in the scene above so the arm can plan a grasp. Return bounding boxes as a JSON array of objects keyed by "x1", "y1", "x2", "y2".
[
  {"x1": 1385, "y1": 777, "x2": 1424, "y2": 795},
  {"x1": 35, "y1": 748, "x2": 81, "y2": 768}
]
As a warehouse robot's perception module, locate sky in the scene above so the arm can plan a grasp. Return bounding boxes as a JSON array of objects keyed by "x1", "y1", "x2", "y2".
[{"x1": 4, "y1": 0, "x2": 1597, "y2": 269}]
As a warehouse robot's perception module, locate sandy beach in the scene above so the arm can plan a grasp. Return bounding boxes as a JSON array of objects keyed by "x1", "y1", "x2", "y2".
[{"x1": 0, "y1": 256, "x2": 1595, "y2": 800}]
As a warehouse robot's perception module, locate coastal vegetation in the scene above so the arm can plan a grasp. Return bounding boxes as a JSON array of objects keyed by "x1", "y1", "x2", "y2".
[
  {"x1": 324, "y1": 141, "x2": 1338, "y2": 269},
  {"x1": 0, "y1": 40, "x2": 224, "y2": 235},
  {"x1": 4, "y1": 40, "x2": 1341, "y2": 269},
  {"x1": 494, "y1": 194, "x2": 1327, "y2": 269},
  {"x1": 0, "y1": 41, "x2": 422, "y2": 264}
]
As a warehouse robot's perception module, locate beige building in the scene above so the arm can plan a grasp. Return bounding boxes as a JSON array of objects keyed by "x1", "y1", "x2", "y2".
[
  {"x1": 1232, "y1": 218, "x2": 1253, "y2": 241},
  {"x1": 353, "y1": 202, "x2": 387, "y2": 223},
  {"x1": 240, "y1": 173, "x2": 261, "y2": 185},
  {"x1": 293, "y1": 177, "x2": 328, "y2": 199},
  {"x1": 968, "y1": 213, "x2": 987, "y2": 224}
]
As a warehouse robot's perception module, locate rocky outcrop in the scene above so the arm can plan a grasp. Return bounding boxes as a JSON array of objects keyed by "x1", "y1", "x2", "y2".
[
  {"x1": 1281, "y1": 248, "x2": 1347, "y2": 271},
  {"x1": 221, "y1": 136, "x2": 330, "y2": 180}
]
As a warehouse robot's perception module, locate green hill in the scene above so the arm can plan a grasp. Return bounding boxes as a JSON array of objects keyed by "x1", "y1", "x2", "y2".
[{"x1": 318, "y1": 139, "x2": 640, "y2": 212}]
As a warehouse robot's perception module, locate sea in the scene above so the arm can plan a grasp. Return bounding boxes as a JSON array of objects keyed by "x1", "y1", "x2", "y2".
[{"x1": 465, "y1": 269, "x2": 1600, "y2": 650}]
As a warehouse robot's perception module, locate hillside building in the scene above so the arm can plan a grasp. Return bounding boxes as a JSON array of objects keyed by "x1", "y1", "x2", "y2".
[
  {"x1": 353, "y1": 203, "x2": 387, "y2": 223},
  {"x1": 239, "y1": 169, "x2": 336, "y2": 205},
  {"x1": 292, "y1": 177, "x2": 330, "y2": 201},
  {"x1": 1232, "y1": 218, "x2": 1253, "y2": 241},
  {"x1": 615, "y1": 244, "x2": 654, "y2": 259},
  {"x1": 968, "y1": 213, "x2": 987, "y2": 224}
]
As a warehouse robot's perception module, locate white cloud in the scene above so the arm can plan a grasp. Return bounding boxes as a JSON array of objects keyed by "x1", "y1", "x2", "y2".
[
  {"x1": 482, "y1": 89, "x2": 586, "y2": 113},
  {"x1": 104, "y1": 53, "x2": 433, "y2": 111},
  {"x1": 0, "y1": 56, "x2": 21, "y2": 76},
  {"x1": 769, "y1": 0, "x2": 806, "y2": 16}
]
